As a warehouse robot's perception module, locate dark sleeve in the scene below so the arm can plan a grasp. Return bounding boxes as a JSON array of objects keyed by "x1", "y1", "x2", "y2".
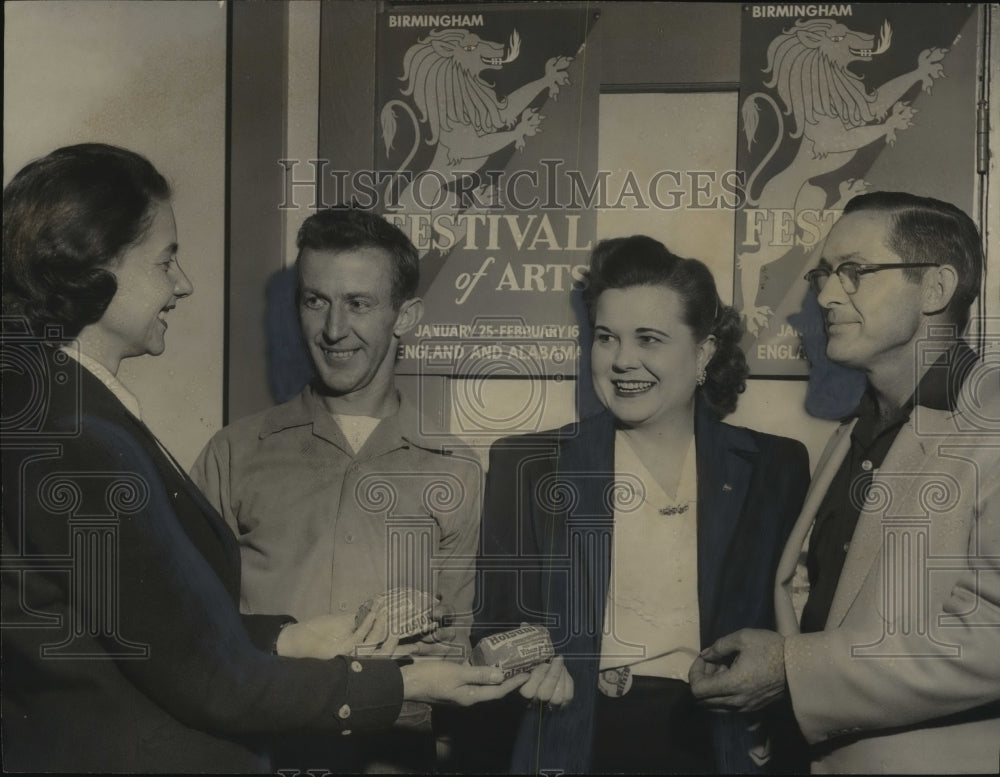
[
  {"x1": 457, "y1": 437, "x2": 550, "y2": 774},
  {"x1": 756, "y1": 434, "x2": 811, "y2": 625},
  {"x1": 242, "y1": 613, "x2": 296, "y2": 653},
  {"x1": 762, "y1": 436, "x2": 812, "y2": 775},
  {"x1": 472, "y1": 437, "x2": 545, "y2": 646},
  {"x1": 22, "y1": 414, "x2": 403, "y2": 735},
  {"x1": 775, "y1": 437, "x2": 810, "y2": 551}
]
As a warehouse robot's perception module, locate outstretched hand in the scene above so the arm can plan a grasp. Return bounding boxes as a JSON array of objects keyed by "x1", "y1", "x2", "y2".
[
  {"x1": 400, "y1": 660, "x2": 530, "y2": 706},
  {"x1": 277, "y1": 600, "x2": 438, "y2": 660},
  {"x1": 275, "y1": 609, "x2": 404, "y2": 660},
  {"x1": 688, "y1": 628, "x2": 786, "y2": 713},
  {"x1": 518, "y1": 655, "x2": 573, "y2": 707}
]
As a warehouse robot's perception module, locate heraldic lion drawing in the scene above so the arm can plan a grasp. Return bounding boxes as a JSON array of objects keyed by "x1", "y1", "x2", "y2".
[
  {"x1": 381, "y1": 28, "x2": 572, "y2": 250},
  {"x1": 738, "y1": 18, "x2": 946, "y2": 334}
]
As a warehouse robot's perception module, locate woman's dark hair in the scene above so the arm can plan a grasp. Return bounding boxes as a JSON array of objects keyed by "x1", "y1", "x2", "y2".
[
  {"x1": 583, "y1": 235, "x2": 748, "y2": 418},
  {"x1": 2, "y1": 143, "x2": 172, "y2": 338}
]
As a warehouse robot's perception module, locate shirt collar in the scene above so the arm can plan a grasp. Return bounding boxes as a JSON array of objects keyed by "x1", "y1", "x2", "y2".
[
  {"x1": 62, "y1": 346, "x2": 142, "y2": 419},
  {"x1": 260, "y1": 383, "x2": 462, "y2": 456},
  {"x1": 847, "y1": 339, "x2": 977, "y2": 423},
  {"x1": 912, "y1": 339, "x2": 978, "y2": 412}
]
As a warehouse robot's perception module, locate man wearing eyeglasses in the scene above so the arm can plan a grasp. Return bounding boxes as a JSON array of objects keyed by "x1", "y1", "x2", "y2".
[{"x1": 690, "y1": 191, "x2": 1000, "y2": 773}]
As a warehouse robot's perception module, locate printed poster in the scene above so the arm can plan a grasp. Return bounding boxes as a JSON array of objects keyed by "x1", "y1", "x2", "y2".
[
  {"x1": 374, "y1": 5, "x2": 599, "y2": 380},
  {"x1": 737, "y1": 3, "x2": 977, "y2": 377}
]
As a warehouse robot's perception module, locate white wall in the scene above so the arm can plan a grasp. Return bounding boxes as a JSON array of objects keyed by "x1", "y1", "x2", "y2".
[
  {"x1": 283, "y1": 1, "x2": 322, "y2": 269},
  {"x1": 4, "y1": 0, "x2": 227, "y2": 469}
]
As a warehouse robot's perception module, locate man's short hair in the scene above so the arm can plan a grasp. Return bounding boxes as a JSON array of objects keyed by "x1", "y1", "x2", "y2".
[
  {"x1": 295, "y1": 208, "x2": 419, "y2": 309},
  {"x1": 843, "y1": 191, "x2": 982, "y2": 333}
]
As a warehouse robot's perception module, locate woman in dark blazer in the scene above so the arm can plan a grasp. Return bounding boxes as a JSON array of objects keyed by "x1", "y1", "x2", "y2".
[
  {"x1": 0, "y1": 144, "x2": 524, "y2": 773},
  {"x1": 472, "y1": 236, "x2": 810, "y2": 774}
]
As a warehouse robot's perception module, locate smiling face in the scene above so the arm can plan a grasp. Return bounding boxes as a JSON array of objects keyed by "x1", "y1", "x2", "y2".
[
  {"x1": 591, "y1": 284, "x2": 715, "y2": 431},
  {"x1": 298, "y1": 246, "x2": 421, "y2": 413},
  {"x1": 818, "y1": 211, "x2": 927, "y2": 375},
  {"x1": 87, "y1": 200, "x2": 192, "y2": 371}
]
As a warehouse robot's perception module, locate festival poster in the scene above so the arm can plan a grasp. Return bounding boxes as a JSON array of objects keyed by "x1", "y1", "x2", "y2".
[
  {"x1": 372, "y1": 4, "x2": 599, "y2": 381},
  {"x1": 737, "y1": 3, "x2": 978, "y2": 378}
]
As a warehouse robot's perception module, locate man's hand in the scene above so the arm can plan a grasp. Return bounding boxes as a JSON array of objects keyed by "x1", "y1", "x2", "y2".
[
  {"x1": 400, "y1": 660, "x2": 530, "y2": 706},
  {"x1": 409, "y1": 599, "x2": 467, "y2": 658},
  {"x1": 404, "y1": 630, "x2": 466, "y2": 659},
  {"x1": 518, "y1": 655, "x2": 573, "y2": 707},
  {"x1": 688, "y1": 628, "x2": 787, "y2": 713},
  {"x1": 276, "y1": 607, "x2": 408, "y2": 660},
  {"x1": 275, "y1": 613, "x2": 357, "y2": 659}
]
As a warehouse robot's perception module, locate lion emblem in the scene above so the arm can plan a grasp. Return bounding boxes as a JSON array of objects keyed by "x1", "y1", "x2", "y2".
[
  {"x1": 737, "y1": 18, "x2": 946, "y2": 334},
  {"x1": 380, "y1": 29, "x2": 572, "y2": 253}
]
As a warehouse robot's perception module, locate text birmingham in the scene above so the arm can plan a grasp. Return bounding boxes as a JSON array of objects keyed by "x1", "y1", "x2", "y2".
[{"x1": 750, "y1": 5, "x2": 853, "y2": 19}]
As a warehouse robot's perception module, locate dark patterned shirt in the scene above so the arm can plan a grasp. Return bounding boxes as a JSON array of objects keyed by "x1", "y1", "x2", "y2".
[{"x1": 800, "y1": 340, "x2": 977, "y2": 633}]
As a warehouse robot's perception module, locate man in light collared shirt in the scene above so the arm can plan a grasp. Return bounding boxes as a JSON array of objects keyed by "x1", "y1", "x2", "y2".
[{"x1": 192, "y1": 208, "x2": 480, "y2": 772}]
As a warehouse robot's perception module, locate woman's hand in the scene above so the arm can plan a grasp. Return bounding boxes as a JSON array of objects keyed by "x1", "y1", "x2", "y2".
[
  {"x1": 400, "y1": 659, "x2": 530, "y2": 706},
  {"x1": 517, "y1": 655, "x2": 574, "y2": 707}
]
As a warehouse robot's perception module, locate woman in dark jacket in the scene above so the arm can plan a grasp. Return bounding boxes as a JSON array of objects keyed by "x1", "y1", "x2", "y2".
[
  {"x1": 0, "y1": 143, "x2": 524, "y2": 773},
  {"x1": 473, "y1": 236, "x2": 810, "y2": 774}
]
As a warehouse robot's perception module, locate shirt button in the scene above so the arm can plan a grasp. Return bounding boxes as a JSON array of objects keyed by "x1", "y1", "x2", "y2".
[
  {"x1": 338, "y1": 704, "x2": 351, "y2": 719},
  {"x1": 350, "y1": 660, "x2": 363, "y2": 673},
  {"x1": 350, "y1": 464, "x2": 361, "y2": 474},
  {"x1": 339, "y1": 602, "x2": 348, "y2": 611},
  {"x1": 843, "y1": 542, "x2": 850, "y2": 553},
  {"x1": 341, "y1": 729, "x2": 352, "y2": 736},
  {"x1": 861, "y1": 459, "x2": 873, "y2": 471},
  {"x1": 345, "y1": 533, "x2": 354, "y2": 544}
]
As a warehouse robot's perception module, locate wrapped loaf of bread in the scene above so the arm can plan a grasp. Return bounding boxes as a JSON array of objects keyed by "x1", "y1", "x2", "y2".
[
  {"x1": 354, "y1": 587, "x2": 436, "y2": 640},
  {"x1": 471, "y1": 624, "x2": 555, "y2": 678}
]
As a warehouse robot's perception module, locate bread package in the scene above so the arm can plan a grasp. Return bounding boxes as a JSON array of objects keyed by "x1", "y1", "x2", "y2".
[
  {"x1": 471, "y1": 624, "x2": 554, "y2": 678},
  {"x1": 355, "y1": 587, "x2": 436, "y2": 639}
]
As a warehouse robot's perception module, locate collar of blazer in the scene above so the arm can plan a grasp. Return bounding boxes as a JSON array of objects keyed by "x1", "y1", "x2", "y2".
[
  {"x1": 556, "y1": 400, "x2": 760, "y2": 524},
  {"x1": 75, "y1": 368, "x2": 241, "y2": 571},
  {"x1": 775, "y1": 419, "x2": 856, "y2": 635}
]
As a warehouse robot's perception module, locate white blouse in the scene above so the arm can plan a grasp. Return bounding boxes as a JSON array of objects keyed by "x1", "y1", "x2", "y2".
[{"x1": 599, "y1": 431, "x2": 701, "y2": 681}]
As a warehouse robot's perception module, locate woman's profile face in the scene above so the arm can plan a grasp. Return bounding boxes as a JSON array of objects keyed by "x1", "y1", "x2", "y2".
[
  {"x1": 93, "y1": 200, "x2": 193, "y2": 363},
  {"x1": 591, "y1": 283, "x2": 713, "y2": 430}
]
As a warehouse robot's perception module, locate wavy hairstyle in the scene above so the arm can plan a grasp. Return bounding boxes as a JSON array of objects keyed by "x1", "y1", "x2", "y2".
[
  {"x1": 583, "y1": 235, "x2": 748, "y2": 418},
  {"x1": 295, "y1": 207, "x2": 419, "y2": 310},
  {"x1": 3, "y1": 144, "x2": 171, "y2": 338}
]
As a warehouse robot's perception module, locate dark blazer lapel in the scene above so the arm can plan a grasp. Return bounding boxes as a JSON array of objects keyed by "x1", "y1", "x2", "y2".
[
  {"x1": 512, "y1": 415, "x2": 616, "y2": 775},
  {"x1": 81, "y1": 371, "x2": 240, "y2": 573},
  {"x1": 555, "y1": 412, "x2": 616, "y2": 645},
  {"x1": 694, "y1": 402, "x2": 757, "y2": 645}
]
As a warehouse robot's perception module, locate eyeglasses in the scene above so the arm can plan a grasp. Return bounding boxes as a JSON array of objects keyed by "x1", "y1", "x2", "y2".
[{"x1": 803, "y1": 262, "x2": 940, "y2": 295}]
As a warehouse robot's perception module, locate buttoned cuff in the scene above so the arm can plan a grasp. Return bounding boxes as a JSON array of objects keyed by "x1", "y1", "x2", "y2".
[{"x1": 323, "y1": 656, "x2": 404, "y2": 734}]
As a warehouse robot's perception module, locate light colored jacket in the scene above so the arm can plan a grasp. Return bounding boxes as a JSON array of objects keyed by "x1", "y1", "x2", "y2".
[{"x1": 775, "y1": 379, "x2": 1000, "y2": 773}]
